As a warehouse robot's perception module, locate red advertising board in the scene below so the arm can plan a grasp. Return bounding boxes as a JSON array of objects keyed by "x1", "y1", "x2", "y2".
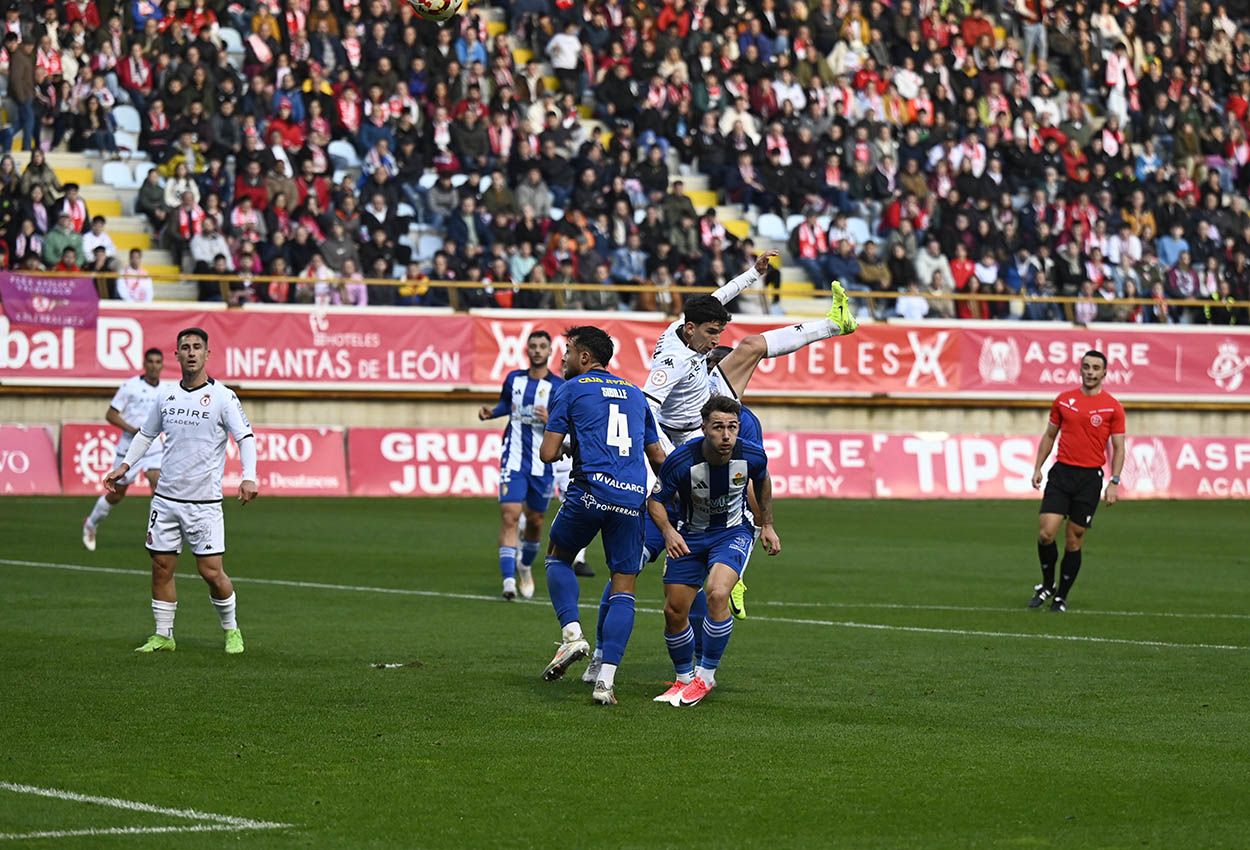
[
  {"x1": 345, "y1": 428, "x2": 1250, "y2": 500},
  {"x1": 4, "y1": 303, "x2": 1249, "y2": 400},
  {"x1": 0, "y1": 304, "x2": 472, "y2": 390},
  {"x1": 0, "y1": 425, "x2": 60, "y2": 494},
  {"x1": 59, "y1": 422, "x2": 348, "y2": 497}
]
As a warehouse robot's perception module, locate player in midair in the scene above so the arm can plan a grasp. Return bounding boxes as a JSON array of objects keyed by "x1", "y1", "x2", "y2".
[
  {"x1": 648, "y1": 396, "x2": 780, "y2": 707},
  {"x1": 538, "y1": 326, "x2": 666, "y2": 705},
  {"x1": 1028, "y1": 350, "x2": 1126, "y2": 612},
  {"x1": 479, "y1": 330, "x2": 564, "y2": 600},
  {"x1": 83, "y1": 347, "x2": 168, "y2": 551},
  {"x1": 642, "y1": 251, "x2": 858, "y2": 449},
  {"x1": 104, "y1": 328, "x2": 258, "y2": 654}
]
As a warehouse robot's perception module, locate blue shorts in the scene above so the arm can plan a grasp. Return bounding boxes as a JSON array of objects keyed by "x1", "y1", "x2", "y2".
[
  {"x1": 663, "y1": 525, "x2": 755, "y2": 586},
  {"x1": 499, "y1": 468, "x2": 553, "y2": 513},
  {"x1": 549, "y1": 489, "x2": 645, "y2": 575}
]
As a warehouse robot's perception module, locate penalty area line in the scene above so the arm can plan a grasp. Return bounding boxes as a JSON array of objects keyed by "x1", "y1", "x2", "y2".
[{"x1": 1, "y1": 558, "x2": 1244, "y2": 652}]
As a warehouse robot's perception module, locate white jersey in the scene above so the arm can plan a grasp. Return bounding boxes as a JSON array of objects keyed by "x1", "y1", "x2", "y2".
[
  {"x1": 642, "y1": 320, "x2": 712, "y2": 438},
  {"x1": 110, "y1": 375, "x2": 168, "y2": 456},
  {"x1": 137, "y1": 378, "x2": 254, "y2": 502}
]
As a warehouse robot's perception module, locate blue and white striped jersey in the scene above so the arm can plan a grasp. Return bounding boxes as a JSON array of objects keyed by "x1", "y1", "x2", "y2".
[
  {"x1": 652, "y1": 437, "x2": 768, "y2": 535},
  {"x1": 491, "y1": 369, "x2": 565, "y2": 477}
]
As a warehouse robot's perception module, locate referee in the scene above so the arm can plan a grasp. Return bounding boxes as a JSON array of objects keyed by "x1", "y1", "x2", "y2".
[{"x1": 1028, "y1": 350, "x2": 1126, "y2": 612}]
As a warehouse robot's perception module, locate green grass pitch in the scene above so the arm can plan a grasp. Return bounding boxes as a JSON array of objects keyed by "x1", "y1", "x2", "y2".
[{"x1": 1, "y1": 496, "x2": 1247, "y2": 849}]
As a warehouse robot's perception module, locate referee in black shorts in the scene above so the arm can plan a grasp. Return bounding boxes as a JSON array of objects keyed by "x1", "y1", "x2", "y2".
[{"x1": 1028, "y1": 351, "x2": 1127, "y2": 612}]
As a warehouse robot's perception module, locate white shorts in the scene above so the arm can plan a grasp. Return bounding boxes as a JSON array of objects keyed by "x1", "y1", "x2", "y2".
[
  {"x1": 552, "y1": 457, "x2": 573, "y2": 501},
  {"x1": 146, "y1": 494, "x2": 226, "y2": 556},
  {"x1": 115, "y1": 437, "x2": 163, "y2": 486}
]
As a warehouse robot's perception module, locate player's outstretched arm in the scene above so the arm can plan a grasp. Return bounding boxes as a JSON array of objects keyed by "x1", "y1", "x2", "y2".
[
  {"x1": 1032, "y1": 422, "x2": 1060, "y2": 489},
  {"x1": 711, "y1": 250, "x2": 779, "y2": 305},
  {"x1": 754, "y1": 475, "x2": 781, "y2": 555}
]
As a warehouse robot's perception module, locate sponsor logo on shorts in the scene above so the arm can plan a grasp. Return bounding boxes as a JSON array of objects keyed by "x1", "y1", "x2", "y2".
[
  {"x1": 580, "y1": 492, "x2": 641, "y2": 517},
  {"x1": 729, "y1": 535, "x2": 752, "y2": 555},
  {"x1": 592, "y1": 472, "x2": 646, "y2": 495}
]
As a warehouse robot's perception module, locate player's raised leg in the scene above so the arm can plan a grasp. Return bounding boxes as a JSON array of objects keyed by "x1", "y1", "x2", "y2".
[{"x1": 715, "y1": 282, "x2": 859, "y2": 398}]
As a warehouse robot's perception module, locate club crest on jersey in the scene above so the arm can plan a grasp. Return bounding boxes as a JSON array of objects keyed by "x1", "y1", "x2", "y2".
[
  {"x1": 199, "y1": 395, "x2": 211, "y2": 406},
  {"x1": 1090, "y1": 414, "x2": 1103, "y2": 427},
  {"x1": 732, "y1": 472, "x2": 746, "y2": 486},
  {"x1": 651, "y1": 369, "x2": 669, "y2": 386}
]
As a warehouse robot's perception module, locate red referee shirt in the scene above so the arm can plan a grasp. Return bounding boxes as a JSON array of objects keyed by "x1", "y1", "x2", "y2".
[{"x1": 1048, "y1": 389, "x2": 1126, "y2": 469}]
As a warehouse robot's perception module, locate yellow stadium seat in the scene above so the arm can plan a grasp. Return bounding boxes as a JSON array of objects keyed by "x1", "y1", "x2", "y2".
[
  {"x1": 487, "y1": 20, "x2": 506, "y2": 38},
  {"x1": 683, "y1": 189, "x2": 718, "y2": 209},
  {"x1": 722, "y1": 219, "x2": 750, "y2": 239},
  {"x1": 146, "y1": 264, "x2": 180, "y2": 279},
  {"x1": 599, "y1": 131, "x2": 613, "y2": 149},
  {"x1": 512, "y1": 48, "x2": 534, "y2": 65},
  {"x1": 109, "y1": 231, "x2": 152, "y2": 252},
  {"x1": 89, "y1": 199, "x2": 122, "y2": 218},
  {"x1": 53, "y1": 167, "x2": 95, "y2": 186},
  {"x1": 542, "y1": 76, "x2": 558, "y2": 93}
]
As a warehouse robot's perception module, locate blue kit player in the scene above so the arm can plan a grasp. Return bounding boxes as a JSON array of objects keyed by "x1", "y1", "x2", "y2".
[
  {"x1": 582, "y1": 346, "x2": 764, "y2": 685},
  {"x1": 479, "y1": 330, "x2": 563, "y2": 601},
  {"x1": 538, "y1": 326, "x2": 666, "y2": 705},
  {"x1": 648, "y1": 396, "x2": 781, "y2": 707}
]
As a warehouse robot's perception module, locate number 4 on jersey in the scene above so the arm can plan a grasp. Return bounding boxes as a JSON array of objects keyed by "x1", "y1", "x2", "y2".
[{"x1": 607, "y1": 404, "x2": 632, "y2": 456}]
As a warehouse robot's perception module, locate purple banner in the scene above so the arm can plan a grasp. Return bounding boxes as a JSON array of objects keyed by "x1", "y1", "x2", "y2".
[{"x1": 0, "y1": 272, "x2": 99, "y2": 329}]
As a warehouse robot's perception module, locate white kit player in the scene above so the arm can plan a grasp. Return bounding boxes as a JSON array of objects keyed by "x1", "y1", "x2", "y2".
[
  {"x1": 82, "y1": 347, "x2": 169, "y2": 551},
  {"x1": 104, "y1": 327, "x2": 259, "y2": 655},
  {"x1": 641, "y1": 252, "x2": 858, "y2": 447}
]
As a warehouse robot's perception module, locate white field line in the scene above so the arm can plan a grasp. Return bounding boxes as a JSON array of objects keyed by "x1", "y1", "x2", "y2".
[
  {"x1": 0, "y1": 824, "x2": 273, "y2": 842},
  {"x1": 1, "y1": 558, "x2": 1245, "y2": 652},
  {"x1": 758, "y1": 599, "x2": 1250, "y2": 621},
  {"x1": 0, "y1": 781, "x2": 290, "y2": 843}
]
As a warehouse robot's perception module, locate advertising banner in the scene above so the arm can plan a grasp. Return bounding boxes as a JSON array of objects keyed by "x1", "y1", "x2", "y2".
[
  {"x1": 0, "y1": 272, "x2": 98, "y2": 329},
  {"x1": 3, "y1": 303, "x2": 1249, "y2": 399},
  {"x1": 0, "y1": 425, "x2": 61, "y2": 494},
  {"x1": 346, "y1": 429, "x2": 1250, "y2": 501},
  {"x1": 59, "y1": 422, "x2": 348, "y2": 497}
]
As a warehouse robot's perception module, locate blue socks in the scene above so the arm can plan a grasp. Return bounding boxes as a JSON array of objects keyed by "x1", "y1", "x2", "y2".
[
  {"x1": 664, "y1": 623, "x2": 696, "y2": 678},
  {"x1": 689, "y1": 589, "x2": 708, "y2": 656},
  {"x1": 545, "y1": 557, "x2": 580, "y2": 627},
  {"x1": 498, "y1": 546, "x2": 516, "y2": 580},
  {"x1": 699, "y1": 615, "x2": 734, "y2": 671},
  {"x1": 600, "y1": 592, "x2": 636, "y2": 665},
  {"x1": 595, "y1": 580, "x2": 611, "y2": 648},
  {"x1": 520, "y1": 539, "x2": 540, "y2": 568}
]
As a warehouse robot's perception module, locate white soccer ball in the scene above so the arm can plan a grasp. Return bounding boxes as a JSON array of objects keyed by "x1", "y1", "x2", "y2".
[{"x1": 405, "y1": 0, "x2": 464, "y2": 22}]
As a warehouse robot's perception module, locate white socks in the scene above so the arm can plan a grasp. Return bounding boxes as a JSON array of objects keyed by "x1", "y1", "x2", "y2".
[
  {"x1": 597, "y1": 662, "x2": 618, "y2": 689},
  {"x1": 152, "y1": 598, "x2": 177, "y2": 638},
  {"x1": 210, "y1": 592, "x2": 237, "y2": 630},
  {"x1": 87, "y1": 496, "x2": 112, "y2": 528},
  {"x1": 763, "y1": 319, "x2": 840, "y2": 357},
  {"x1": 562, "y1": 622, "x2": 584, "y2": 643},
  {"x1": 694, "y1": 665, "x2": 717, "y2": 688}
]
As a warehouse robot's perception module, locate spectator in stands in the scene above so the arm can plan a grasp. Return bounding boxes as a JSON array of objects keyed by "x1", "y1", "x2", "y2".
[
  {"x1": 116, "y1": 248, "x2": 154, "y2": 302},
  {"x1": 43, "y1": 213, "x2": 83, "y2": 268},
  {"x1": 82, "y1": 216, "x2": 116, "y2": 265}
]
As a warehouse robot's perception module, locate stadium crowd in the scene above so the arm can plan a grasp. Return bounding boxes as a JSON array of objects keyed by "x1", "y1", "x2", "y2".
[{"x1": 0, "y1": 0, "x2": 1249, "y2": 323}]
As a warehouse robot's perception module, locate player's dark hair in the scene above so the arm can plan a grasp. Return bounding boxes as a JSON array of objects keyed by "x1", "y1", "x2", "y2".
[
  {"x1": 702, "y1": 395, "x2": 741, "y2": 421},
  {"x1": 1082, "y1": 349, "x2": 1108, "y2": 367},
  {"x1": 527, "y1": 330, "x2": 552, "y2": 343},
  {"x1": 706, "y1": 345, "x2": 734, "y2": 370},
  {"x1": 683, "y1": 295, "x2": 731, "y2": 327},
  {"x1": 144, "y1": 347, "x2": 163, "y2": 359},
  {"x1": 176, "y1": 327, "x2": 209, "y2": 346},
  {"x1": 564, "y1": 326, "x2": 614, "y2": 368}
]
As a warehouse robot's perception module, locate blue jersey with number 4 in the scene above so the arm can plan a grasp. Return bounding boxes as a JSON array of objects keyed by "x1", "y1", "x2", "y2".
[{"x1": 545, "y1": 368, "x2": 658, "y2": 508}]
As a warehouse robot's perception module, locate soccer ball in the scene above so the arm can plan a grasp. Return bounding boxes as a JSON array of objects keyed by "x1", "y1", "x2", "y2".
[{"x1": 405, "y1": 0, "x2": 464, "y2": 22}]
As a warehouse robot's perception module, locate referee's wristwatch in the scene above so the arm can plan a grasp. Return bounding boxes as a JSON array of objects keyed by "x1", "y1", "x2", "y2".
[{"x1": 1109, "y1": 475, "x2": 1121, "y2": 485}]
